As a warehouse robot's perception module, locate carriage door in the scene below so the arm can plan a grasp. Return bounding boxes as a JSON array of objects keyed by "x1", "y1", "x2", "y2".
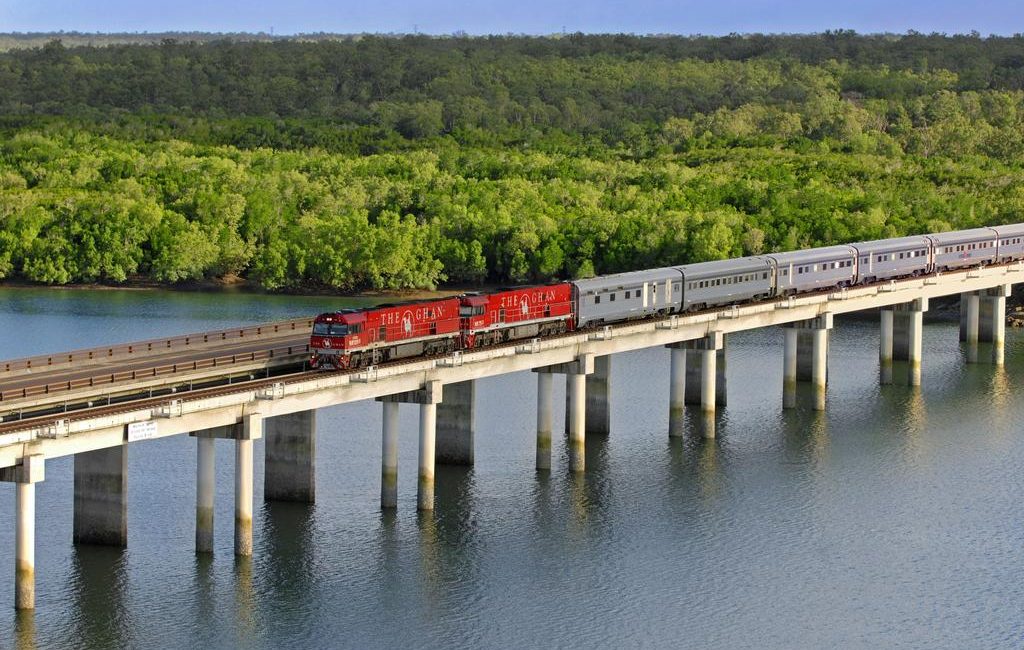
[
  {"x1": 642, "y1": 282, "x2": 649, "y2": 308},
  {"x1": 663, "y1": 279, "x2": 671, "y2": 304}
]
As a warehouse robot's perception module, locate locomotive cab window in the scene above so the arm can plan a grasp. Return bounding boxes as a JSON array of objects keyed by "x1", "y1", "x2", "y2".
[{"x1": 460, "y1": 306, "x2": 473, "y2": 317}]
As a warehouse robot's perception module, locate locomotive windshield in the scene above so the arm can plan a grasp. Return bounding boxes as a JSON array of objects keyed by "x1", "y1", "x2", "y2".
[{"x1": 313, "y1": 323, "x2": 349, "y2": 336}]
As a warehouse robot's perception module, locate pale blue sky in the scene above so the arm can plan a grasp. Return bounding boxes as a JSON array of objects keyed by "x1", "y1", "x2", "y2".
[{"x1": 0, "y1": 0, "x2": 1021, "y2": 36}]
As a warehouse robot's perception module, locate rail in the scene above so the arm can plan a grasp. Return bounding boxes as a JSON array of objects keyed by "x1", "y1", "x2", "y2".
[
  {"x1": 0, "y1": 317, "x2": 314, "y2": 374},
  {"x1": 0, "y1": 344, "x2": 310, "y2": 403}
]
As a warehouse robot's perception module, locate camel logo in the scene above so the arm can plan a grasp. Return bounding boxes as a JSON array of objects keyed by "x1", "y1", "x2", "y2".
[
  {"x1": 402, "y1": 312, "x2": 413, "y2": 335},
  {"x1": 520, "y1": 301, "x2": 529, "y2": 316}
]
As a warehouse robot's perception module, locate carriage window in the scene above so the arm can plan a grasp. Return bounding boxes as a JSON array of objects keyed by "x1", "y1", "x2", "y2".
[
  {"x1": 782, "y1": 269, "x2": 788, "y2": 276},
  {"x1": 594, "y1": 295, "x2": 601, "y2": 304},
  {"x1": 609, "y1": 293, "x2": 616, "y2": 302}
]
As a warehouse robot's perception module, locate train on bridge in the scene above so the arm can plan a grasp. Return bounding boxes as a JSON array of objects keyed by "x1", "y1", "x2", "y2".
[{"x1": 310, "y1": 223, "x2": 1024, "y2": 369}]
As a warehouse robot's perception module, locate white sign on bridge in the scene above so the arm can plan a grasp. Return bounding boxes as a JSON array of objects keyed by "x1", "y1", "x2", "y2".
[{"x1": 126, "y1": 421, "x2": 158, "y2": 442}]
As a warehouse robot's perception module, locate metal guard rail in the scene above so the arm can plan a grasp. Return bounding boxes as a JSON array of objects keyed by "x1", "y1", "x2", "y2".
[
  {"x1": 1, "y1": 317, "x2": 314, "y2": 373},
  {"x1": 0, "y1": 344, "x2": 310, "y2": 402}
]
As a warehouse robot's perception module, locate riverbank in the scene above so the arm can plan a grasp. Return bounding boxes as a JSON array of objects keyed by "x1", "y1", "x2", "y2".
[{"x1": 0, "y1": 277, "x2": 474, "y2": 301}]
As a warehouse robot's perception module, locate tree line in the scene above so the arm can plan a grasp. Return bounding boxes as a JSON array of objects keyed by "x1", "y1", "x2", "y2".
[{"x1": 0, "y1": 34, "x2": 1022, "y2": 291}]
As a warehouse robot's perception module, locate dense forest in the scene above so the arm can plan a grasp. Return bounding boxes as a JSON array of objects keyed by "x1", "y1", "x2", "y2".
[{"x1": 1, "y1": 33, "x2": 1024, "y2": 291}]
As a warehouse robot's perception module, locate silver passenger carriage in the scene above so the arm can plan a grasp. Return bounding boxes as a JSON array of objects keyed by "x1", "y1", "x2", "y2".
[
  {"x1": 768, "y1": 245, "x2": 857, "y2": 295},
  {"x1": 572, "y1": 268, "x2": 683, "y2": 327},
  {"x1": 851, "y1": 235, "x2": 932, "y2": 284},
  {"x1": 676, "y1": 257, "x2": 774, "y2": 312},
  {"x1": 927, "y1": 227, "x2": 998, "y2": 272},
  {"x1": 993, "y1": 223, "x2": 1024, "y2": 263}
]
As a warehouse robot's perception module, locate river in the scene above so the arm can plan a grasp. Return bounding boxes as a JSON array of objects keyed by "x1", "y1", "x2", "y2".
[{"x1": 0, "y1": 286, "x2": 1022, "y2": 649}]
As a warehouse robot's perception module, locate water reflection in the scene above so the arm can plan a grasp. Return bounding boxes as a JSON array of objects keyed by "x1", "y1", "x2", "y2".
[
  {"x1": 233, "y1": 556, "x2": 256, "y2": 642},
  {"x1": 14, "y1": 609, "x2": 35, "y2": 650},
  {"x1": 262, "y1": 501, "x2": 317, "y2": 627},
  {"x1": 191, "y1": 553, "x2": 216, "y2": 635},
  {"x1": 69, "y1": 546, "x2": 129, "y2": 648}
]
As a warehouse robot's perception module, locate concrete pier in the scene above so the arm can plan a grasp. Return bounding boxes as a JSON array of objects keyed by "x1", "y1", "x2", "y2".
[
  {"x1": 380, "y1": 401, "x2": 399, "y2": 508},
  {"x1": 668, "y1": 346, "x2": 686, "y2": 436},
  {"x1": 73, "y1": 446, "x2": 127, "y2": 547},
  {"x1": 586, "y1": 355, "x2": 611, "y2": 435},
  {"x1": 682, "y1": 332, "x2": 724, "y2": 437},
  {"x1": 979, "y1": 285, "x2": 1009, "y2": 365},
  {"x1": 418, "y1": 402, "x2": 437, "y2": 510},
  {"x1": 235, "y1": 413, "x2": 262, "y2": 557},
  {"x1": 3, "y1": 456, "x2": 43, "y2": 610},
  {"x1": 536, "y1": 355, "x2": 593, "y2": 471},
  {"x1": 879, "y1": 309, "x2": 894, "y2": 385},
  {"x1": 810, "y1": 328, "x2": 828, "y2": 409},
  {"x1": 235, "y1": 439, "x2": 253, "y2": 556},
  {"x1": 195, "y1": 436, "x2": 215, "y2": 554},
  {"x1": 567, "y1": 372, "x2": 586, "y2": 470},
  {"x1": 535, "y1": 371, "x2": 553, "y2": 469},
  {"x1": 783, "y1": 327, "x2": 798, "y2": 408},
  {"x1": 264, "y1": 411, "x2": 316, "y2": 503},
  {"x1": 684, "y1": 339, "x2": 726, "y2": 407},
  {"x1": 436, "y1": 380, "x2": 475, "y2": 465},
  {"x1": 966, "y1": 292, "x2": 981, "y2": 363},
  {"x1": 784, "y1": 313, "x2": 832, "y2": 410},
  {"x1": 376, "y1": 381, "x2": 442, "y2": 510},
  {"x1": 16, "y1": 483, "x2": 34, "y2": 610},
  {"x1": 892, "y1": 298, "x2": 926, "y2": 386}
]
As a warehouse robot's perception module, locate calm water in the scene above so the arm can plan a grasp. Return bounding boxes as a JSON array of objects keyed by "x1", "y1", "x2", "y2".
[{"x1": 1, "y1": 287, "x2": 1023, "y2": 649}]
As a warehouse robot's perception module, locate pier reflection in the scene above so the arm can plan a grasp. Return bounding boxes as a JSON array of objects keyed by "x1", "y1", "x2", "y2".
[{"x1": 70, "y1": 546, "x2": 128, "y2": 648}]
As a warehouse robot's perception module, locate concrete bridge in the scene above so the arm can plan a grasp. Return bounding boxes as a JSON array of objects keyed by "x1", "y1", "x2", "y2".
[{"x1": 0, "y1": 264, "x2": 1018, "y2": 609}]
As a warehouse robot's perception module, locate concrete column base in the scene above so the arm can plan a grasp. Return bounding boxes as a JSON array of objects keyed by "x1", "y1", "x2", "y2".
[
  {"x1": 3, "y1": 456, "x2": 43, "y2": 610},
  {"x1": 73, "y1": 446, "x2": 127, "y2": 547},
  {"x1": 437, "y1": 380, "x2": 475, "y2": 466},
  {"x1": 381, "y1": 401, "x2": 399, "y2": 509},
  {"x1": 879, "y1": 309, "x2": 894, "y2": 385},
  {"x1": 586, "y1": 355, "x2": 611, "y2": 435},
  {"x1": 536, "y1": 372, "x2": 553, "y2": 469},
  {"x1": 567, "y1": 372, "x2": 586, "y2": 471},
  {"x1": 15, "y1": 482, "x2": 34, "y2": 610},
  {"x1": 418, "y1": 403, "x2": 437, "y2": 510},
  {"x1": 195, "y1": 436, "x2": 215, "y2": 554},
  {"x1": 264, "y1": 410, "x2": 316, "y2": 503},
  {"x1": 235, "y1": 412, "x2": 262, "y2": 557},
  {"x1": 668, "y1": 347, "x2": 686, "y2": 436},
  {"x1": 783, "y1": 327, "x2": 798, "y2": 408}
]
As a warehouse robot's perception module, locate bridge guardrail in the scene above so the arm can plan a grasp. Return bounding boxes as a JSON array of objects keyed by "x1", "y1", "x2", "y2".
[
  {"x1": 0, "y1": 317, "x2": 314, "y2": 374},
  {"x1": 0, "y1": 344, "x2": 310, "y2": 403}
]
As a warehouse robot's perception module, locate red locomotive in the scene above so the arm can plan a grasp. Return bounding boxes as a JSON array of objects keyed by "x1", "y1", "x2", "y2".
[
  {"x1": 310, "y1": 297, "x2": 461, "y2": 369},
  {"x1": 459, "y1": 283, "x2": 574, "y2": 348},
  {"x1": 310, "y1": 284, "x2": 575, "y2": 370}
]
